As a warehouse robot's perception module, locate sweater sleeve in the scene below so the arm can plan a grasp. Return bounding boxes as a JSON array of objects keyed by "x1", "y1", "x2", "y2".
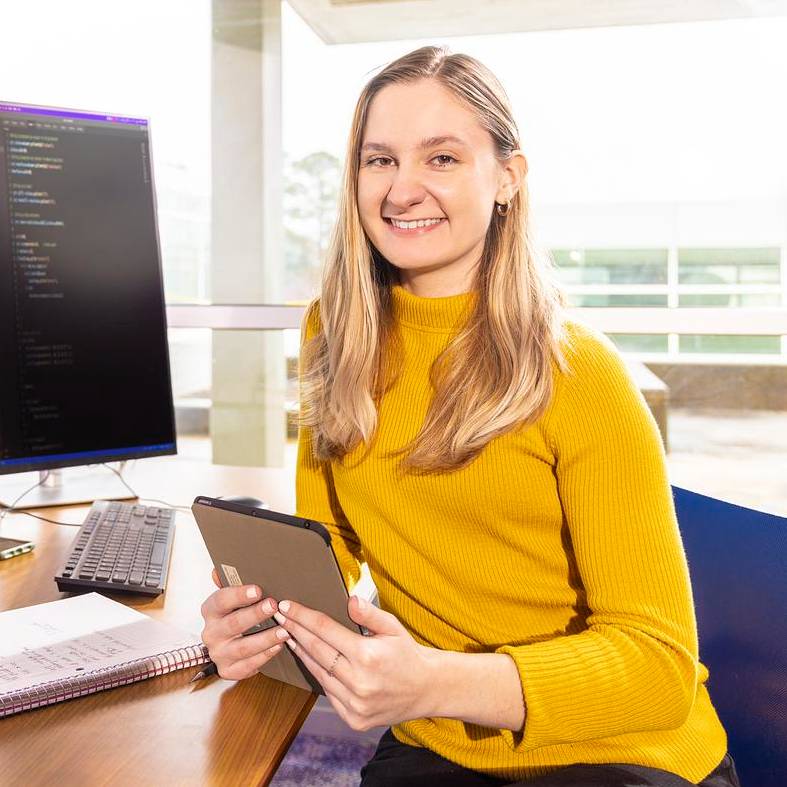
[
  {"x1": 294, "y1": 302, "x2": 365, "y2": 592},
  {"x1": 495, "y1": 323, "x2": 699, "y2": 752}
]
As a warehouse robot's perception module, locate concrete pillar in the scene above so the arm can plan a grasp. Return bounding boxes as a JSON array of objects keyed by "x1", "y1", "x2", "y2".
[{"x1": 210, "y1": 0, "x2": 284, "y2": 467}]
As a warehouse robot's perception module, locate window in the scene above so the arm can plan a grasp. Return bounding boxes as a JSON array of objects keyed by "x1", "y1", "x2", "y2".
[
  {"x1": 678, "y1": 247, "x2": 781, "y2": 285},
  {"x1": 678, "y1": 335, "x2": 781, "y2": 354},
  {"x1": 552, "y1": 248, "x2": 668, "y2": 285},
  {"x1": 609, "y1": 334, "x2": 669, "y2": 353}
]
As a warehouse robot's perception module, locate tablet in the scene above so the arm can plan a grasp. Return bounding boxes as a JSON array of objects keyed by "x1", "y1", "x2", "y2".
[{"x1": 192, "y1": 496, "x2": 363, "y2": 694}]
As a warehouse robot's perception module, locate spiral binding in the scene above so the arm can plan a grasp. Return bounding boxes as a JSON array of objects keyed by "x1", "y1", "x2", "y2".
[{"x1": 0, "y1": 643, "x2": 208, "y2": 718}]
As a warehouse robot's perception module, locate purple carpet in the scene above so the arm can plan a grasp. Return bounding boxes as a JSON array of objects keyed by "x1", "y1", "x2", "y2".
[{"x1": 270, "y1": 733, "x2": 378, "y2": 787}]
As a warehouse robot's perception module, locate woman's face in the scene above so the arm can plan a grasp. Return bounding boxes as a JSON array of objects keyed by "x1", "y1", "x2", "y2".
[{"x1": 357, "y1": 78, "x2": 522, "y2": 296}]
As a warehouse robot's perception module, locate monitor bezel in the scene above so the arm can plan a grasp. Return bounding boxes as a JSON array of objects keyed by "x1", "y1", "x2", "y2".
[{"x1": 0, "y1": 100, "x2": 178, "y2": 476}]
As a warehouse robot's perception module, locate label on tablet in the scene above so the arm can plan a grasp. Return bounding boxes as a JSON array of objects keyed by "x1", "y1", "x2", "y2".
[{"x1": 221, "y1": 564, "x2": 243, "y2": 586}]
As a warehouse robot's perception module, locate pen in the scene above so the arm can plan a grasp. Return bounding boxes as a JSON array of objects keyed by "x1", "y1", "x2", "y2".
[{"x1": 190, "y1": 661, "x2": 218, "y2": 683}]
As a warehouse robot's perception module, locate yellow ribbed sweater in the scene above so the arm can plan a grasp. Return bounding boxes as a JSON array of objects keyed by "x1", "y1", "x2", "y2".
[{"x1": 296, "y1": 285, "x2": 727, "y2": 784}]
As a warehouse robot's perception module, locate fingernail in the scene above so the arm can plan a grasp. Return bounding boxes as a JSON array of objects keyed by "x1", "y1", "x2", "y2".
[
  {"x1": 246, "y1": 587, "x2": 260, "y2": 600},
  {"x1": 261, "y1": 599, "x2": 273, "y2": 614},
  {"x1": 279, "y1": 600, "x2": 291, "y2": 613},
  {"x1": 285, "y1": 638, "x2": 296, "y2": 650},
  {"x1": 275, "y1": 627, "x2": 289, "y2": 640},
  {"x1": 273, "y1": 612, "x2": 286, "y2": 625},
  {"x1": 354, "y1": 595, "x2": 366, "y2": 611}
]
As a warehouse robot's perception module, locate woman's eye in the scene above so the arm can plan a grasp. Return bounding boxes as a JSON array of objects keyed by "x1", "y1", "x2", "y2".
[
  {"x1": 366, "y1": 156, "x2": 393, "y2": 167},
  {"x1": 432, "y1": 154, "x2": 457, "y2": 167}
]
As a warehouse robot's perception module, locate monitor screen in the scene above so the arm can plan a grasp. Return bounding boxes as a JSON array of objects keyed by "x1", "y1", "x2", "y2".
[{"x1": 0, "y1": 101, "x2": 176, "y2": 475}]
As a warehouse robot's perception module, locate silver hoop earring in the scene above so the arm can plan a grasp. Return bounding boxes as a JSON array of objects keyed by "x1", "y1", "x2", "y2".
[{"x1": 496, "y1": 200, "x2": 511, "y2": 217}]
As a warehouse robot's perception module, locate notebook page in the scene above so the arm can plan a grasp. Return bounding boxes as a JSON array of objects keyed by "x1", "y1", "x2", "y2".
[{"x1": 0, "y1": 593, "x2": 202, "y2": 694}]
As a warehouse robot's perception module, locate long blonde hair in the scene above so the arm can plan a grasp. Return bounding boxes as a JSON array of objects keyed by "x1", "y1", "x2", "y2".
[{"x1": 301, "y1": 45, "x2": 571, "y2": 473}]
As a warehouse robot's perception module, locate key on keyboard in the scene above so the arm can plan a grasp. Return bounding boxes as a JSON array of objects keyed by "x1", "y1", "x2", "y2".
[{"x1": 54, "y1": 500, "x2": 175, "y2": 597}]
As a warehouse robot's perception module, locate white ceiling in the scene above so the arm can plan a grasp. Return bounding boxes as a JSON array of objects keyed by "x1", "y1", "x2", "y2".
[{"x1": 287, "y1": 0, "x2": 787, "y2": 44}]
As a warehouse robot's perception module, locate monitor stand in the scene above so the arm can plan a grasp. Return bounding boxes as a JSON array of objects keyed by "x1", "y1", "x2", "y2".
[{"x1": 0, "y1": 466, "x2": 136, "y2": 509}]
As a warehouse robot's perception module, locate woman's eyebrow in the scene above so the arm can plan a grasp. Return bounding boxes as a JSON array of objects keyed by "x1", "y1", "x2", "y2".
[
  {"x1": 419, "y1": 135, "x2": 468, "y2": 150},
  {"x1": 360, "y1": 135, "x2": 469, "y2": 153}
]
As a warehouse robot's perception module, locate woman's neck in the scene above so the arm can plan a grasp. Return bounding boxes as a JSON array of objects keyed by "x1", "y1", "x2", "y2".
[{"x1": 397, "y1": 262, "x2": 479, "y2": 298}]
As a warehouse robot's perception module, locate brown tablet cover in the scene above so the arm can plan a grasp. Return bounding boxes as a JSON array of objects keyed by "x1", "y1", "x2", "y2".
[{"x1": 192, "y1": 497, "x2": 365, "y2": 695}]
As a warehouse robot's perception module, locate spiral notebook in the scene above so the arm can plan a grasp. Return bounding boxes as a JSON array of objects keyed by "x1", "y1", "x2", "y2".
[{"x1": 0, "y1": 593, "x2": 209, "y2": 718}]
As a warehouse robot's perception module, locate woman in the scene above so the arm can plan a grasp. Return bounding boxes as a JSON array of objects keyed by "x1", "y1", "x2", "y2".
[{"x1": 200, "y1": 47, "x2": 739, "y2": 786}]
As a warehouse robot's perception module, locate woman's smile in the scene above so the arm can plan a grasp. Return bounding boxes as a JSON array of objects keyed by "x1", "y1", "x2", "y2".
[{"x1": 384, "y1": 217, "x2": 447, "y2": 236}]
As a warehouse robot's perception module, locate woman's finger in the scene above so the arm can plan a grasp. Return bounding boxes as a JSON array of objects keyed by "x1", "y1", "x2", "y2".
[
  {"x1": 202, "y1": 585, "x2": 262, "y2": 621},
  {"x1": 279, "y1": 616, "x2": 351, "y2": 685},
  {"x1": 208, "y1": 624, "x2": 284, "y2": 671},
  {"x1": 287, "y1": 639, "x2": 352, "y2": 708},
  {"x1": 322, "y1": 684, "x2": 355, "y2": 724},
  {"x1": 276, "y1": 600, "x2": 358, "y2": 657},
  {"x1": 218, "y1": 597, "x2": 278, "y2": 639},
  {"x1": 290, "y1": 640, "x2": 362, "y2": 721},
  {"x1": 211, "y1": 568, "x2": 221, "y2": 588},
  {"x1": 219, "y1": 641, "x2": 286, "y2": 681}
]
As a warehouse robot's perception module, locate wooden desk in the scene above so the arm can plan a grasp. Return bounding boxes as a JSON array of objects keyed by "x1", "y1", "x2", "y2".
[{"x1": 0, "y1": 457, "x2": 316, "y2": 787}]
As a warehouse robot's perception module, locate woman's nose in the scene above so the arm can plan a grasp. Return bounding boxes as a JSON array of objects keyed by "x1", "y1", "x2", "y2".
[{"x1": 385, "y1": 165, "x2": 427, "y2": 211}]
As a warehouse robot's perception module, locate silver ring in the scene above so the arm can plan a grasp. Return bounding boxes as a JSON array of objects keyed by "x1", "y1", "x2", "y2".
[{"x1": 328, "y1": 651, "x2": 341, "y2": 678}]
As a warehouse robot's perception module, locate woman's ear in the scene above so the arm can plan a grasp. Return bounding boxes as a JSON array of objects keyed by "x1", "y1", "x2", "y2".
[{"x1": 495, "y1": 150, "x2": 528, "y2": 204}]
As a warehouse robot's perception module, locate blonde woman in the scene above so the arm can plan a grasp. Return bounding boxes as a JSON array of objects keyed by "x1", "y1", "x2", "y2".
[{"x1": 199, "y1": 47, "x2": 740, "y2": 787}]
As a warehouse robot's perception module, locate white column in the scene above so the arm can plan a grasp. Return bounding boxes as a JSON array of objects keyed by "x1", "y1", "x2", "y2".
[
  {"x1": 210, "y1": 0, "x2": 284, "y2": 467},
  {"x1": 667, "y1": 204, "x2": 680, "y2": 357},
  {"x1": 781, "y1": 202, "x2": 787, "y2": 357}
]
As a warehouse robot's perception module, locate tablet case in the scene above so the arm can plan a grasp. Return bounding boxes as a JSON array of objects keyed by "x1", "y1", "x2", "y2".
[{"x1": 192, "y1": 496, "x2": 363, "y2": 695}]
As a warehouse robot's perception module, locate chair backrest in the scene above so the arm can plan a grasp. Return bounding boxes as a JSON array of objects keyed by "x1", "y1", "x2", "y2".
[{"x1": 672, "y1": 486, "x2": 787, "y2": 787}]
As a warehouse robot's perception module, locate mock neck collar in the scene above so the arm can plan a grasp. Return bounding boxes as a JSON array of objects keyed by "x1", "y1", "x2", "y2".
[{"x1": 391, "y1": 284, "x2": 477, "y2": 333}]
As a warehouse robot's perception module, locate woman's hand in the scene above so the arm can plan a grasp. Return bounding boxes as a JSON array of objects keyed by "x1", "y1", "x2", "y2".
[
  {"x1": 199, "y1": 569, "x2": 289, "y2": 680},
  {"x1": 273, "y1": 595, "x2": 438, "y2": 731}
]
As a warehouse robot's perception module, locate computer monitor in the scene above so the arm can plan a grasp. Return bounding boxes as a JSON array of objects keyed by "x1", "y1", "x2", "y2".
[{"x1": 0, "y1": 101, "x2": 176, "y2": 508}]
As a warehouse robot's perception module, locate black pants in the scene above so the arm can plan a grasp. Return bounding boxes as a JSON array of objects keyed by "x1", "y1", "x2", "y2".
[{"x1": 359, "y1": 729, "x2": 741, "y2": 787}]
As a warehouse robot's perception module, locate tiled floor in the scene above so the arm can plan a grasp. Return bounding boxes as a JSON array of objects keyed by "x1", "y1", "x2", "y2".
[{"x1": 666, "y1": 408, "x2": 787, "y2": 517}]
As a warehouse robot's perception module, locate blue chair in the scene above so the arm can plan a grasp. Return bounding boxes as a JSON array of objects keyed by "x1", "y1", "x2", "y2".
[{"x1": 672, "y1": 486, "x2": 787, "y2": 787}]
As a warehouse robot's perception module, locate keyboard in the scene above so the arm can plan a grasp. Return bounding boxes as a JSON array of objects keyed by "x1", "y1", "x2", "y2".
[{"x1": 54, "y1": 500, "x2": 175, "y2": 597}]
